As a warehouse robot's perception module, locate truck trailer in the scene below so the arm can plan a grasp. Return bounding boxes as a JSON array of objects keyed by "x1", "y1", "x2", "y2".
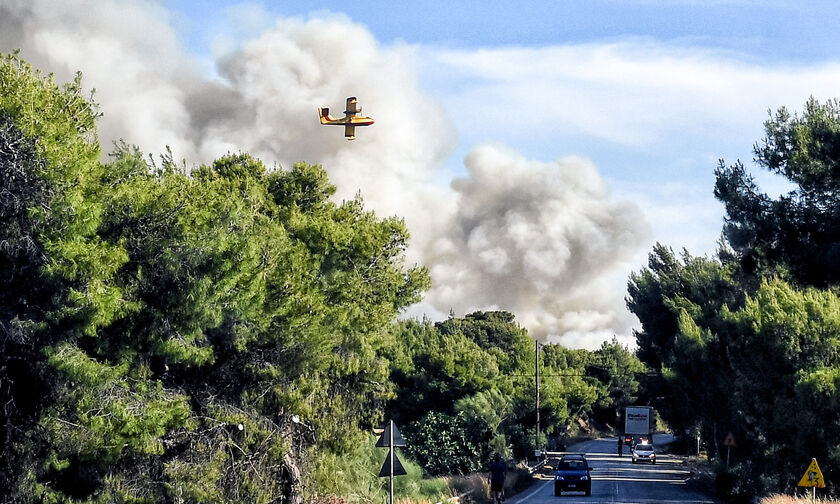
[{"x1": 623, "y1": 406, "x2": 654, "y2": 447}]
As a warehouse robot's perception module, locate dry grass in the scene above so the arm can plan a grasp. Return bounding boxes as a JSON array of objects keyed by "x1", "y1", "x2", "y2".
[
  {"x1": 761, "y1": 494, "x2": 840, "y2": 503},
  {"x1": 308, "y1": 495, "x2": 348, "y2": 504},
  {"x1": 438, "y1": 465, "x2": 536, "y2": 504},
  {"x1": 446, "y1": 473, "x2": 489, "y2": 499},
  {"x1": 308, "y1": 495, "x2": 442, "y2": 504},
  {"x1": 307, "y1": 462, "x2": 535, "y2": 504}
]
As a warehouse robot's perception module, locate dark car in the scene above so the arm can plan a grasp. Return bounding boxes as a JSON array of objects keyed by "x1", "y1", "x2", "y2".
[
  {"x1": 554, "y1": 454, "x2": 592, "y2": 496},
  {"x1": 631, "y1": 443, "x2": 656, "y2": 464}
]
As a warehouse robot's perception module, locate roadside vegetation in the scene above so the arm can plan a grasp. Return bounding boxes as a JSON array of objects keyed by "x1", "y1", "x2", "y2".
[
  {"x1": 5, "y1": 50, "x2": 840, "y2": 504},
  {"x1": 761, "y1": 496, "x2": 839, "y2": 504},
  {"x1": 628, "y1": 97, "x2": 840, "y2": 501},
  {"x1": 0, "y1": 53, "x2": 643, "y2": 503}
]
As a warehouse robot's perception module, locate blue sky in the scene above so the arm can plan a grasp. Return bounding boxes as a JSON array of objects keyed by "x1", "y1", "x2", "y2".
[
  {"x1": 159, "y1": 1, "x2": 834, "y2": 228},
  {"x1": 167, "y1": 1, "x2": 837, "y2": 61},
  {"x1": 4, "y1": 0, "x2": 838, "y2": 347}
]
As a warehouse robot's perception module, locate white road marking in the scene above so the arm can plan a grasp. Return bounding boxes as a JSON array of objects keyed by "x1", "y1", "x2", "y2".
[{"x1": 510, "y1": 479, "x2": 549, "y2": 503}]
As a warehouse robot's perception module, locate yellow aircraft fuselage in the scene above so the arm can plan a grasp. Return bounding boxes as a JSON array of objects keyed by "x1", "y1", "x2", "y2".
[{"x1": 318, "y1": 97, "x2": 374, "y2": 140}]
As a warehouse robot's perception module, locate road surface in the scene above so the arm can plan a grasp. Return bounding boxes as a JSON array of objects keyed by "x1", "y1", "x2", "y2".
[{"x1": 510, "y1": 435, "x2": 718, "y2": 504}]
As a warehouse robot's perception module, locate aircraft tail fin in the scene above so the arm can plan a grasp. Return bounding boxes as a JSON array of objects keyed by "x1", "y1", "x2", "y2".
[{"x1": 318, "y1": 107, "x2": 333, "y2": 124}]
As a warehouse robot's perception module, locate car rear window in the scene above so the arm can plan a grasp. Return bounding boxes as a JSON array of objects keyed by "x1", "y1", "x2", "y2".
[{"x1": 558, "y1": 459, "x2": 586, "y2": 470}]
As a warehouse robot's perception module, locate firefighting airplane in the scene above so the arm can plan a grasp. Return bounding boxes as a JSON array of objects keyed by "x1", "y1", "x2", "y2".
[{"x1": 318, "y1": 97, "x2": 374, "y2": 140}]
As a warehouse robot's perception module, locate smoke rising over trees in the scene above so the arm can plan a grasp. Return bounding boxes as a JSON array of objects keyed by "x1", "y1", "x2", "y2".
[
  {"x1": 0, "y1": 52, "x2": 429, "y2": 501},
  {"x1": 0, "y1": 51, "x2": 647, "y2": 502},
  {"x1": 0, "y1": 0, "x2": 650, "y2": 349},
  {"x1": 428, "y1": 145, "x2": 649, "y2": 344}
]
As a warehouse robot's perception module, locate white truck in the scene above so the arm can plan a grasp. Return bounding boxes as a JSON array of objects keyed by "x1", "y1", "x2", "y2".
[{"x1": 623, "y1": 406, "x2": 654, "y2": 447}]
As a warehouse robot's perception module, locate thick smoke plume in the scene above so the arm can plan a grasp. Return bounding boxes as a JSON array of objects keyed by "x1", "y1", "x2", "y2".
[
  {"x1": 0, "y1": 0, "x2": 649, "y2": 348},
  {"x1": 420, "y1": 145, "x2": 649, "y2": 345}
]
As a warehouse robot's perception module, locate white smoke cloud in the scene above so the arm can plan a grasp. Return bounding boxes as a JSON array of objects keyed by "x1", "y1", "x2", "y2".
[
  {"x1": 421, "y1": 145, "x2": 649, "y2": 345},
  {"x1": 0, "y1": 0, "x2": 650, "y2": 348}
]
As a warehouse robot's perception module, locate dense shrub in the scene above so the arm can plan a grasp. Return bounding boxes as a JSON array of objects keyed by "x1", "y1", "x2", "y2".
[{"x1": 403, "y1": 411, "x2": 493, "y2": 476}]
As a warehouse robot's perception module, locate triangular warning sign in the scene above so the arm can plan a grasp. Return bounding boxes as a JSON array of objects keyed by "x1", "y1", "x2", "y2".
[
  {"x1": 379, "y1": 449, "x2": 408, "y2": 477},
  {"x1": 375, "y1": 420, "x2": 406, "y2": 447},
  {"x1": 723, "y1": 432, "x2": 736, "y2": 447},
  {"x1": 798, "y1": 458, "x2": 826, "y2": 488}
]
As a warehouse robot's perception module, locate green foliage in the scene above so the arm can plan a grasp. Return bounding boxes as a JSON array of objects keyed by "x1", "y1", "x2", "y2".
[
  {"x1": 627, "y1": 244, "x2": 745, "y2": 438},
  {"x1": 0, "y1": 52, "x2": 650, "y2": 502},
  {"x1": 455, "y1": 388, "x2": 511, "y2": 435},
  {"x1": 437, "y1": 311, "x2": 534, "y2": 374},
  {"x1": 455, "y1": 388, "x2": 513, "y2": 456},
  {"x1": 715, "y1": 97, "x2": 840, "y2": 287},
  {"x1": 403, "y1": 411, "x2": 493, "y2": 476},
  {"x1": 386, "y1": 319, "x2": 499, "y2": 427},
  {"x1": 309, "y1": 434, "x2": 450, "y2": 504},
  {"x1": 630, "y1": 98, "x2": 840, "y2": 497},
  {"x1": 589, "y1": 339, "x2": 646, "y2": 419},
  {"x1": 43, "y1": 344, "x2": 193, "y2": 463},
  {"x1": 438, "y1": 311, "x2": 519, "y2": 354},
  {"x1": 719, "y1": 279, "x2": 840, "y2": 490},
  {"x1": 387, "y1": 313, "x2": 636, "y2": 466},
  {"x1": 0, "y1": 51, "x2": 112, "y2": 497},
  {"x1": 0, "y1": 53, "x2": 429, "y2": 503}
]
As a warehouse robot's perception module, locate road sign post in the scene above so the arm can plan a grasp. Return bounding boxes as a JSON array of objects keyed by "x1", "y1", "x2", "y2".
[
  {"x1": 376, "y1": 419, "x2": 407, "y2": 504},
  {"x1": 798, "y1": 458, "x2": 825, "y2": 502},
  {"x1": 722, "y1": 432, "x2": 736, "y2": 468}
]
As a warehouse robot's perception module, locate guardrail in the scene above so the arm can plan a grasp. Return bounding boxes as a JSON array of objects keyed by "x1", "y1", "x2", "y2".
[
  {"x1": 527, "y1": 459, "x2": 547, "y2": 475},
  {"x1": 532, "y1": 451, "x2": 593, "y2": 474},
  {"x1": 530, "y1": 451, "x2": 584, "y2": 474},
  {"x1": 543, "y1": 451, "x2": 582, "y2": 457},
  {"x1": 435, "y1": 457, "x2": 557, "y2": 504}
]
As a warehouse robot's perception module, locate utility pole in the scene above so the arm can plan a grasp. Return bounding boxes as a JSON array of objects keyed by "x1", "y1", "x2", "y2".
[{"x1": 535, "y1": 339, "x2": 540, "y2": 456}]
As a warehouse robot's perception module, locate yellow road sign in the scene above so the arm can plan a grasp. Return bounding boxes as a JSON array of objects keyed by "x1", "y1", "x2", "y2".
[
  {"x1": 798, "y1": 458, "x2": 825, "y2": 488},
  {"x1": 723, "y1": 432, "x2": 736, "y2": 447}
]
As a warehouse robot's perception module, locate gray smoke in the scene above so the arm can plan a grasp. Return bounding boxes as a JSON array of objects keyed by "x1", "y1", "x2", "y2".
[
  {"x1": 0, "y1": 0, "x2": 650, "y2": 348},
  {"x1": 420, "y1": 145, "x2": 649, "y2": 345}
]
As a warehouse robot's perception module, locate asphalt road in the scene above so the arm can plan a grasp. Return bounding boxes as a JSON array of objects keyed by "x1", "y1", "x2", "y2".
[{"x1": 510, "y1": 435, "x2": 718, "y2": 504}]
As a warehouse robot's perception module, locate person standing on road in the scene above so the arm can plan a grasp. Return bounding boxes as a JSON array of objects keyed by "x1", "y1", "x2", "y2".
[
  {"x1": 489, "y1": 452, "x2": 507, "y2": 503},
  {"x1": 618, "y1": 436, "x2": 623, "y2": 457}
]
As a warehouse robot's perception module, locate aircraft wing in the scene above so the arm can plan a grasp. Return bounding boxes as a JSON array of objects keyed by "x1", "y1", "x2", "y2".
[{"x1": 344, "y1": 125, "x2": 356, "y2": 139}]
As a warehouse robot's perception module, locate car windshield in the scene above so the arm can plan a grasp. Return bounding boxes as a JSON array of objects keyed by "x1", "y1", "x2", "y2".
[
  {"x1": 558, "y1": 459, "x2": 586, "y2": 470},
  {"x1": 635, "y1": 444, "x2": 653, "y2": 451}
]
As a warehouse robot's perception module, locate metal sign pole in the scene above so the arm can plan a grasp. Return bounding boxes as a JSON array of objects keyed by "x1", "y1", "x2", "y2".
[
  {"x1": 535, "y1": 340, "x2": 540, "y2": 454},
  {"x1": 389, "y1": 419, "x2": 394, "y2": 504}
]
